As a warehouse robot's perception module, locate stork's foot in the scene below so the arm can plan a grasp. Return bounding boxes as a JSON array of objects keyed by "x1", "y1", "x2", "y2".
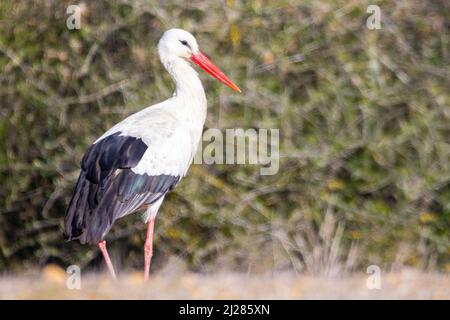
[{"x1": 98, "y1": 240, "x2": 117, "y2": 280}]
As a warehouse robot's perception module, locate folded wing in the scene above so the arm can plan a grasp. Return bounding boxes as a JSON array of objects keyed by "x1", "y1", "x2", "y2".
[{"x1": 64, "y1": 132, "x2": 180, "y2": 244}]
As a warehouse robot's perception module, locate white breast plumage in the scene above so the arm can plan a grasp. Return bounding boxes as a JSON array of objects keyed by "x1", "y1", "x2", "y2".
[{"x1": 98, "y1": 104, "x2": 195, "y2": 178}]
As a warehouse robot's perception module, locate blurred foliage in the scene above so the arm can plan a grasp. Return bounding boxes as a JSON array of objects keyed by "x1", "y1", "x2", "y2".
[{"x1": 0, "y1": 0, "x2": 449, "y2": 273}]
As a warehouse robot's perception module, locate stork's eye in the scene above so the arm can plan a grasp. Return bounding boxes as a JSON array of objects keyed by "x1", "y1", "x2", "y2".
[{"x1": 180, "y1": 40, "x2": 189, "y2": 47}]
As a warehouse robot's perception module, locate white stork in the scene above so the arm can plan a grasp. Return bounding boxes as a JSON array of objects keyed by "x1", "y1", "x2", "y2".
[{"x1": 64, "y1": 28, "x2": 240, "y2": 280}]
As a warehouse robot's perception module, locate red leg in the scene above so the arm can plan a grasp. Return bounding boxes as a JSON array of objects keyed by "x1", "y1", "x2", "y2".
[
  {"x1": 144, "y1": 217, "x2": 156, "y2": 281},
  {"x1": 98, "y1": 240, "x2": 117, "y2": 280}
]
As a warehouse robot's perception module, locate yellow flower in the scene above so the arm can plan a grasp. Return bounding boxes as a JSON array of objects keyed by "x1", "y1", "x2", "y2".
[
  {"x1": 351, "y1": 231, "x2": 362, "y2": 240},
  {"x1": 230, "y1": 24, "x2": 241, "y2": 49},
  {"x1": 419, "y1": 212, "x2": 437, "y2": 223},
  {"x1": 327, "y1": 179, "x2": 345, "y2": 191}
]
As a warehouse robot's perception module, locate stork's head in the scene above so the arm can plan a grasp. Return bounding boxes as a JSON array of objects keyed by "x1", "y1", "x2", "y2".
[{"x1": 158, "y1": 28, "x2": 241, "y2": 92}]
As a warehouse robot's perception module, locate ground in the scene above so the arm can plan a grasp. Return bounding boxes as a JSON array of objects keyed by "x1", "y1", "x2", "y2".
[{"x1": 0, "y1": 266, "x2": 448, "y2": 299}]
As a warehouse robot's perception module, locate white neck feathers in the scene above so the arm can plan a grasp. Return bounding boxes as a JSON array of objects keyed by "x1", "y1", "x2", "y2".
[
  {"x1": 160, "y1": 56, "x2": 205, "y2": 100},
  {"x1": 159, "y1": 55, "x2": 207, "y2": 151}
]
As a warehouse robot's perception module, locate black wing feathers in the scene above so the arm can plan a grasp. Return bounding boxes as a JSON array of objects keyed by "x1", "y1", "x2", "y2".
[
  {"x1": 81, "y1": 132, "x2": 147, "y2": 183},
  {"x1": 64, "y1": 132, "x2": 179, "y2": 244}
]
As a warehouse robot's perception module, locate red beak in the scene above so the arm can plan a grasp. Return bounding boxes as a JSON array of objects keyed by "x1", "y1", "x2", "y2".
[{"x1": 191, "y1": 51, "x2": 241, "y2": 93}]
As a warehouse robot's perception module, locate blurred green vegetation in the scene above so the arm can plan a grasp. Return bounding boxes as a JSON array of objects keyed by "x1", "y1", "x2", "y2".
[{"x1": 0, "y1": 0, "x2": 449, "y2": 274}]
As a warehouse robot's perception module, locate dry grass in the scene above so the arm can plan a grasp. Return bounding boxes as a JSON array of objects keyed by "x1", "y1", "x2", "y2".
[{"x1": 0, "y1": 266, "x2": 448, "y2": 299}]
